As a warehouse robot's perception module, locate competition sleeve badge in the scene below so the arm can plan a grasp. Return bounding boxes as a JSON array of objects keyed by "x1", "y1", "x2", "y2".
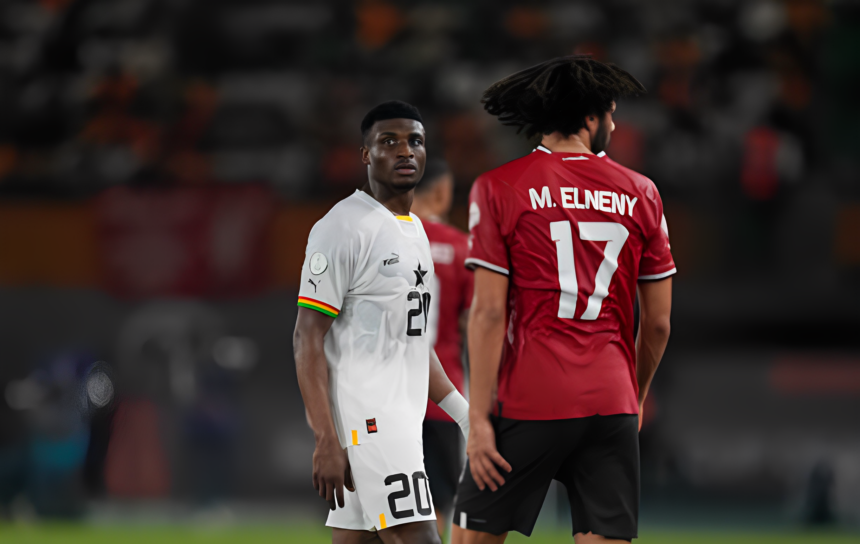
[
  {"x1": 366, "y1": 418, "x2": 377, "y2": 433},
  {"x1": 309, "y1": 252, "x2": 328, "y2": 275}
]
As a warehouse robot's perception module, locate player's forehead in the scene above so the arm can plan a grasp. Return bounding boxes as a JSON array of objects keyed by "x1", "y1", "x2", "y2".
[{"x1": 368, "y1": 118, "x2": 425, "y2": 139}]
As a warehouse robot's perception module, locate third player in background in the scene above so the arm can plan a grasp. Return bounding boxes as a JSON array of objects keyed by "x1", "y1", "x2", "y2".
[{"x1": 411, "y1": 159, "x2": 474, "y2": 541}]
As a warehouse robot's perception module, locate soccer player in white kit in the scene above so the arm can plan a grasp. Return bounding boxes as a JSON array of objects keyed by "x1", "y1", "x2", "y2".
[{"x1": 293, "y1": 101, "x2": 471, "y2": 544}]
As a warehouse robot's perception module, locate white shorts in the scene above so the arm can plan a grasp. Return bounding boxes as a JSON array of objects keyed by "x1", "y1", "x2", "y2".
[{"x1": 326, "y1": 429, "x2": 436, "y2": 531}]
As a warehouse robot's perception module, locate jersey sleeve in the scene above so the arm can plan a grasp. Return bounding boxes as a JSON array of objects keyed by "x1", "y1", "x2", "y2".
[
  {"x1": 465, "y1": 175, "x2": 510, "y2": 276},
  {"x1": 297, "y1": 217, "x2": 355, "y2": 317},
  {"x1": 638, "y1": 187, "x2": 677, "y2": 281}
]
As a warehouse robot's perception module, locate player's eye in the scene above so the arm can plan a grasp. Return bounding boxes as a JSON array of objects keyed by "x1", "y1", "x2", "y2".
[
  {"x1": 383, "y1": 138, "x2": 395, "y2": 145},
  {"x1": 411, "y1": 139, "x2": 423, "y2": 146}
]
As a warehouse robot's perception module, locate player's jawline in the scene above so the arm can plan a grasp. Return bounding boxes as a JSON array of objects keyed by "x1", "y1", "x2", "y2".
[{"x1": 529, "y1": 186, "x2": 638, "y2": 217}]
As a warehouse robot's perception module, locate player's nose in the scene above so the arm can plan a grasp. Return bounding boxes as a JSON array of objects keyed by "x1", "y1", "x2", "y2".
[{"x1": 396, "y1": 141, "x2": 414, "y2": 158}]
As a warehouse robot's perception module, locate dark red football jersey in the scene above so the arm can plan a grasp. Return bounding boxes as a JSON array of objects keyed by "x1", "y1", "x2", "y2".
[
  {"x1": 423, "y1": 219, "x2": 473, "y2": 422},
  {"x1": 467, "y1": 146, "x2": 675, "y2": 420}
]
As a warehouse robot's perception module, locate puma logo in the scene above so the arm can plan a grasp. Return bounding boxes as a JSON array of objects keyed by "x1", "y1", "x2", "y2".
[{"x1": 308, "y1": 278, "x2": 320, "y2": 292}]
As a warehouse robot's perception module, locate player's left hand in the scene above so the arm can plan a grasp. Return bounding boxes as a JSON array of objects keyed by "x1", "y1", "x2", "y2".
[{"x1": 467, "y1": 416, "x2": 512, "y2": 492}]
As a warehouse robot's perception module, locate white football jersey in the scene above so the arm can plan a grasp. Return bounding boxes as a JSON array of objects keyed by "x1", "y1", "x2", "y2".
[{"x1": 298, "y1": 189, "x2": 435, "y2": 450}]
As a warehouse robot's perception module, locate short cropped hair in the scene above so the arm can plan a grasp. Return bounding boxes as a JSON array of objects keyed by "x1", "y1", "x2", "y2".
[
  {"x1": 360, "y1": 100, "x2": 424, "y2": 139},
  {"x1": 482, "y1": 55, "x2": 646, "y2": 138},
  {"x1": 415, "y1": 159, "x2": 451, "y2": 194}
]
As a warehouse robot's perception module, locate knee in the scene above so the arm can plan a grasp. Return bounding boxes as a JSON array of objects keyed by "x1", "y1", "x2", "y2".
[
  {"x1": 451, "y1": 525, "x2": 506, "y2": 544},
  {"x1": 423, "y1": 524, "x2": 442, "y2": 544},
  {"x1": 385, "y1": 522, "x2": 442, "y2": 544},
  {"x1": 574, "y1": 532, "x2": 630, "y2": 544}
]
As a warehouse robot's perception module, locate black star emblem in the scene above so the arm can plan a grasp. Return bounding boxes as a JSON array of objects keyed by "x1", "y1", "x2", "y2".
[{"x1": 414, "y1": 262, "x2": 427, "y2": 287}]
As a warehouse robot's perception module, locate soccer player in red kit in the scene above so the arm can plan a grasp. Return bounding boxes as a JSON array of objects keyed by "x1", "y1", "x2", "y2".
[
  {"x1": 411, "y1": 160, "x2": 474, "y2": 538},
  {"x1": 452, "y1": 57, "x2": 675, "y2": 544}
]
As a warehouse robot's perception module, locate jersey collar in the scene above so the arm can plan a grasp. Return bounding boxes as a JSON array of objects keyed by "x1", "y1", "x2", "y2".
[
  {"x1": 532, "y1": 146, "x2": 608, "y2": 159},
  {"x1": 353, "y1": 189, "x2": 416, "y2": 223}
]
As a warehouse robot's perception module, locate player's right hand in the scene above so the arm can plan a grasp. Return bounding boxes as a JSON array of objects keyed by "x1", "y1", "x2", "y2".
[
  {"x1": 312, "y1": 436, "x2": 354, "y2": 510},
  {"x1": 467, "y1": 416, "x2": 512, "y2": 492}
]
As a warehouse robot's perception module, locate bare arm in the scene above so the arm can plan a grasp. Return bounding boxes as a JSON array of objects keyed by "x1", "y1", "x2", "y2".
[
  {"x1": 293, "y1": 307, "x2": 353, "y2": 510},
  {"x1": 466, "y1": 267, "x2": 512, "y2": 491},
  {"x1": 468, "y1": 268, "x2": 507, "y2": 420},
  {"x1": 429, "y1": 348, "x2": 456, "y2": 405},
  {"x1": 636, "y1": 277, "x2": 672, "y2": 415}
]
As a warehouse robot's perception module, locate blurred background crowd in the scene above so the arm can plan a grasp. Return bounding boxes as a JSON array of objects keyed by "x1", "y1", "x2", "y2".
[{"x1": 0, "y1": 0, "x2": 858, "y2": 535}]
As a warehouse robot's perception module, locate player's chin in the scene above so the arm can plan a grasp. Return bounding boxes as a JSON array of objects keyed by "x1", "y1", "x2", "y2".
[{"x1": 389, "y1": 175, "x2": 421, "y2": 190}]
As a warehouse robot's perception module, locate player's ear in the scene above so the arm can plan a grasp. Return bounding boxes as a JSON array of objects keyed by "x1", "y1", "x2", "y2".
[
  {"x1": 360, "y1": 146, "x2": 370, "y2": 165},
  {"x1": 583, "y1": 115, "x2": 599, "y2": 145}
]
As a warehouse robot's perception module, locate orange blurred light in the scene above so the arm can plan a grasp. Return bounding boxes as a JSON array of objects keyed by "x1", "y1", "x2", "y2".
[
  {"x1": 504, "y1": 7, "x2": 548, "y2": 40},
  {"x1": 356, "y1": 0, "x2": 406, "y2": 50}
]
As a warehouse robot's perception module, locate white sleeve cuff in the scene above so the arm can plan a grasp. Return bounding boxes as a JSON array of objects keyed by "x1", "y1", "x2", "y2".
[
  {"x1": 438, "y1": 390, "x2": 470, "y2": 438},
  {"x1": 464, "y1": 258, "x2": 509, "y2": 276},
  {"x1": 638, "y1": 267, "x2": 676, "y2": 281}
]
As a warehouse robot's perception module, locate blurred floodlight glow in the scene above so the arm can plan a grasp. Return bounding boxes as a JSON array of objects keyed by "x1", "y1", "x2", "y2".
[
  {"x1": 213, "y1": 336, "x2": 258, "y2": 370},
  {"x1": 4, "y1": 378, "x2": 46, "y2": 410}
]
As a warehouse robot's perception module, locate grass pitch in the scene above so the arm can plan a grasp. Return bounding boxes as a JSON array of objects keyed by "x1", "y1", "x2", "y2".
[{"x1": 1, "y1": 523, "x2": 859, "y2": 544}]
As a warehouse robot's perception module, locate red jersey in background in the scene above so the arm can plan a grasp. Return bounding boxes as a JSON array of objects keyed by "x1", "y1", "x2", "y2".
[
  {"x1": 424, "y1": 220, "x2": 473, "y2": 422},
  {"x1": 467, "y1": 146, "x2": 675, "y2": 421}
]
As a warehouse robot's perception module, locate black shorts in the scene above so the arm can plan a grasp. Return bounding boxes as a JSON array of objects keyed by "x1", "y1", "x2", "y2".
[
  {"x1": 422, "y1": 419, "x2": 464, "y2": 515},
  {"x1": 453, "y1": 414, "x2": 639, "y2": 541}
]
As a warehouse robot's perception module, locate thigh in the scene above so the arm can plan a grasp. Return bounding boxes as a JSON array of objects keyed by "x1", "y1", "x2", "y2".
[
  {"x1": 556, "y1": 415, "x2": 639, "y2": 541},
  {"x1": 454, "y1": 418, "x2": 582, "y2": 537},
  {"x1": 378, "y1": 520, "x2": 441, "y2": 544},
  {"x1": 450, "y1": 525, "x2": 508, "y2": 544},
  {"x1": 332, "y1": 528, "x2": 383, "y2": 544}
]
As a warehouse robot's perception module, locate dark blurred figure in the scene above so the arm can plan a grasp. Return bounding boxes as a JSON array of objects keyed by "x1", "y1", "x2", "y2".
[
  {"x1": 1, "y1": 352, "x2": 113, "y2": 518},
  {"x1": 184, "y1": 366, "x2": 240, "y2": 505},
  {"x1": 802, "y1": 461, "x2": 835, "y2": 526}
]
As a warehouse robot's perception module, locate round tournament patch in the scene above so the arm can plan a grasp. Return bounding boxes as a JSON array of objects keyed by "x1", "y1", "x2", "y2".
[{"x1": 309, "y1": 252, "x2": 328, "y2": 275}]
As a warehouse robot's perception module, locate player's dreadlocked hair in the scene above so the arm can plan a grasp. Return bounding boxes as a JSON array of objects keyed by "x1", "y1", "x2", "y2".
[{"x1": 482, "y1": 55, "x2": 646, "y2": 138}]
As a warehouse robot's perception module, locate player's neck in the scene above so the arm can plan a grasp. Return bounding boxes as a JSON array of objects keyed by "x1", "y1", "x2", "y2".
[
  {"x1": 409, "y1": 199, "x2": 442, "y2": 223},
  {"x1": 540, "y1": 131, "x2": 593, "y2": 155},
  {"x1": 361, "y1": 181, "x2": 414, "y2": 216}
]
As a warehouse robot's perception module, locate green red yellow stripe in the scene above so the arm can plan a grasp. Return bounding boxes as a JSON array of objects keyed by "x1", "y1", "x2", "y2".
[{"x1": 297, "y1": 297, "x2": 339, "y2": 318}]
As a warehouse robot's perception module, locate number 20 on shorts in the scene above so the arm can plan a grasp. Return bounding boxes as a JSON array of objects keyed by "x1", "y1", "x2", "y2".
[{"x1": 551, "y1": 221, "x2": 629, "y2": 320}]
